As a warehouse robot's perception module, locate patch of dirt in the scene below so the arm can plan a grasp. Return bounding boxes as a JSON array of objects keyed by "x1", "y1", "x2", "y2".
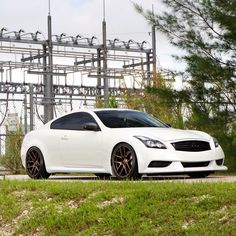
[
  {"x1": 215, "y1": 206, "x2": 228, "y2": 215},
  {"x1": 0, "y1": 222, "x2": 13, "y2": 236},
  {"x1": 182, "y1": 220, "x2": 194, "y2": 230},
  {"x1": 0, "y1": 194, "x2": 34, "y2": 236},
  {"x1": 12, "y1": 190, "x2": 28, "y2": 198},
  {"x1": 77, "y1": 191, "x2": 103, "y2": 205},
  {"x1": 97, "y1": 197, "x2": 125, "y2": 209},
  {"x1": 67, "y1": 200, "x2": 79, "y2": 209},
  {"x1": 191, "y1": 194, "x2": 214, "y2": 204},
  {"x1": 213, "y1": 206, "x2": 230, "y2": 224}
]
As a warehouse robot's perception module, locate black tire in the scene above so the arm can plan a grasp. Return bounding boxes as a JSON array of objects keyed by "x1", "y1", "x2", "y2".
[
  {"x1": 26, "y1": 147, "x2": 51, "y2": 179},
  {"x1": 111, "y1": 143, "x2": 141, "y2": 180},
  {"x1": 188, "y1": 171, "x2": 213, "y2": 178},
  {"x1": 95, "y1": 173, "x2": 111, "y2": 179}
]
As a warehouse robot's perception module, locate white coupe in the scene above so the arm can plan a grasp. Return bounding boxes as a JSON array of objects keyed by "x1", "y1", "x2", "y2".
[{"x1": 21, "y1": 109, "x2": 227, "y2": 179}]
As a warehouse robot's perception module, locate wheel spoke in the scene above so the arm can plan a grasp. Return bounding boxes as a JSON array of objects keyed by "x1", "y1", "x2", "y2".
[
  {"x1": 121, "y1": 146, "x2": 126, "y2": 158},
  {"x1": 125, "y1": 162, "x2": 131, "y2": 171},
  {"x1": 125, "y1": 150, "x2": 131, "y2": 158},
  {"x1": 117, "y1": 148, "x2": 121, "y2": 158},
  {"x1": 114, "y1": 160, "x2": 122, "y2": 165},
  {"x1": 126, "y1": 153, "x2": 133, "y2": 161},
  {"x1": 30, "y1": 151, "x2": 37, "y2": 161},
  {"x1": 27, "y1": 160, "x2": 35, "y2": 164},
  {"x1": 114, "y1": 154, "x2": 123, "y2": 160},
  {"x1": 33, "y1": 167, "x2": 38, "y2": 175},
  {"x1": 116, "y1": 163, "x2": 123, "y2": 172},
  {"x1": 120, "y1": 165, "x2": 126, "y2": 175},
  {"x1": 123, "y1": 165, "x2": 129, "y2": 175},
  {"x1": 32, "y1": 167, "x2": 37, "y2": 176}
]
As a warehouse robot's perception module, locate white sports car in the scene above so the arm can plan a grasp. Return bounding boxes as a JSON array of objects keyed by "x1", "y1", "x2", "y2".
[{"x1": 21, "y1": 109, "x2": 227, "y2": 179}]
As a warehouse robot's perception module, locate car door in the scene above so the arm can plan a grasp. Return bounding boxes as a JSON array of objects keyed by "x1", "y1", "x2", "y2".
[
  {"x1": 43, "y1": 128, "x2": 67, "y2": 168},
  {"x1": 51, "y1": 112, "x2": 103, "y2": 169}
]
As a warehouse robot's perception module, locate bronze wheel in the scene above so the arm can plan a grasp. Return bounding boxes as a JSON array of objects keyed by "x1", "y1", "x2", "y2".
[
  {"x1": 111, "y1": 143, "x2": 140, "y2": 180},
  {"x1": 26, "y1": 147, "x2": 50, "y2": 179}
]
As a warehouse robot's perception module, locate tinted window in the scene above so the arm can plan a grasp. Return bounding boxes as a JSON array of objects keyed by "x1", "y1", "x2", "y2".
[
  {"x1": 51, "y1": 112, "x2": 98, "y2": 130},
  {"x1": 95, "y1": 110, "x2": 168, "y2": 128}
]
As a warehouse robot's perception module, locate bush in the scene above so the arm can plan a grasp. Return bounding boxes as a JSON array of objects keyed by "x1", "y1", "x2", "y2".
[{"x1": 0, "y1": 126, "x2": 24, "y2": 174}]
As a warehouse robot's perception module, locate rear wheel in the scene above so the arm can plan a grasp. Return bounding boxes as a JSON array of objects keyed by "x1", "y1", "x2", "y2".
[
  {"x1": 26, "y1": 147, "x2": 51, "y2": 179},
  {"x1": 188, "y1": 171, "x2": 213, "y2": 178},
  {"x1": 111, "y1": 143, "x2": 141, "y2": 180}
]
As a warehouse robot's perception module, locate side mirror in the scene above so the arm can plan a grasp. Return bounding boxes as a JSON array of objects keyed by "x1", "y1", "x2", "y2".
[{"x1": 83, "y1": 122, "x2": 100, "y2": 131}]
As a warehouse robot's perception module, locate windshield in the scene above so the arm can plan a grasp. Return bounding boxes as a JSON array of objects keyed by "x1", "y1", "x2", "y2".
[{"x1": 95, "y1": 110, "x2": 168, "y2": 128}]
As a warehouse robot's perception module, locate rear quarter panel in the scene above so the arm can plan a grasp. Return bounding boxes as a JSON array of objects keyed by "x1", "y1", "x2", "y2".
[{"x1": 21, "y1": 129, "x2": 54, "y2": 172}]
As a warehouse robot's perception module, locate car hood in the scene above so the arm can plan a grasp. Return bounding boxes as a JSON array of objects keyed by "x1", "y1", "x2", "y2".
[{"x1": 113, "y1": 127, "x2": 211, "y2": 142}]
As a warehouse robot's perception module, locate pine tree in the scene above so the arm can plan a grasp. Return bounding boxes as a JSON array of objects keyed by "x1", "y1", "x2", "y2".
[{"x1": 134, "y1": 0, "x2": 236, "y2": 170}]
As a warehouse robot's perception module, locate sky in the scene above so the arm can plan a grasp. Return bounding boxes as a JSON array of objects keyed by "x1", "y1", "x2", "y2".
[{"x1": 0, "y1": 0, "x2": 181, "y2": 71}]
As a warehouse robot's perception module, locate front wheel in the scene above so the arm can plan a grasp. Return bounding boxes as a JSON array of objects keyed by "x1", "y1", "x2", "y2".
[
  {"x1": 26, "y1": 147, "x2": 51, "y2": 179},
  {"x1": 111, "y1": 143, "x2": 141, "y2": 180}
]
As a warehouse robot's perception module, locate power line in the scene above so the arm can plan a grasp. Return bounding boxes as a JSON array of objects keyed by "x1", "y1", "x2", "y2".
[{"x1": 0, "y1": 13, "x2": 157, "y2": 130}]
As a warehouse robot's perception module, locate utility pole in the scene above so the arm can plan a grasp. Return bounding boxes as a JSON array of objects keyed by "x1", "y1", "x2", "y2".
[
  {"x1": 24, "y1": 94, "x2": 28, "y2": 134},
  {"x1": 0, "y1": 68, "x2": 3, "y2": 82},
  {"x1": 29, "y1": 84, "x2": 34, "y2": 131},
  {"x1": 152, "y1": 5, "x2": 157, "y2": 84},
  {"x1": 44, "y1": 0, "x2": 54, "y2": 123},
  {"x1": 97, "y1": 48, "x2": 102, "y2": 91},
  {"x1": 152, "y1": 24, "x2": 157, "y2": 78},
  {"x1": 42, "y1": 43, "x2": 47, "y2": 123},
  {"x1": 103, "y1": 0, "x2": 109, "y2": 106},
  {"x1": 146, "y1": 52, "x2": 151, "y2": 82}
]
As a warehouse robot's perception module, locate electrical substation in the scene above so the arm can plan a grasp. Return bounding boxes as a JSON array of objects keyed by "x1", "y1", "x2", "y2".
[{"x1": 0, "y1": 5, "x2": 159, "y2": 155}]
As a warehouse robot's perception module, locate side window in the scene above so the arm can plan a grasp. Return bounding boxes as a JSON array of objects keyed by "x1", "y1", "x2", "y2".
[
  {"x1": 126, "y1": 116, "x2": 143, "y2": 127},
  {"x1": 50, "y1": 112, "x2": 98, "y2": 130},
  {"x1": 95, "y1": 111, "x2": 125, "y2": 128}
]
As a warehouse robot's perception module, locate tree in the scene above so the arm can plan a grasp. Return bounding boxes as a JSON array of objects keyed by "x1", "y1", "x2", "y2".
[
  {"x1": 134, "y1": 0, "x2": 236, "y2": 170},
  {"x1": 123, "y1": 73, "x2": 187, "y2": 128},
  {"x1": 0, "y1": 125, "x2": 24, "y2": 174},
  {"x1": 95, "y1": 95, "x2": 118, "y2": 108}
]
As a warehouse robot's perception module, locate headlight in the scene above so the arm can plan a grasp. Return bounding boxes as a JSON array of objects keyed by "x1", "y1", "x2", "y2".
[
  {"x1": 134, "y1": 136, "x2": 167, "y2": 149},
  {"x1": 213, "y1": 137, "x2": 219, "y2": 148}
]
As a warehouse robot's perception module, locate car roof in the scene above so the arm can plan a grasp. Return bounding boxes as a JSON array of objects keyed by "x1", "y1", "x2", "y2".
[{"x1": 44, "y1": 108, "x2": 141, "y2": 127}]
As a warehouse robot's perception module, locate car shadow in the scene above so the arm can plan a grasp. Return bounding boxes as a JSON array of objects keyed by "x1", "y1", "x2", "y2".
[{"x1": 47, "y1": 175, "x2": 219, "y2": 181}]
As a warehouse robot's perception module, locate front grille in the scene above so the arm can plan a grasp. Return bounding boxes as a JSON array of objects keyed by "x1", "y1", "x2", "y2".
[
  {"x1": 182, "y1": 161, "x2": 210, "y2": 168},
  {"x1": 148, "y1": 161, "x2": 172, "y2": 168},
  {"x1": 172, "y1": 140, "x2": 211, "y2": 152},
  {"x1": 216, "y1": 159, "x2": 224, "y2": 166}
]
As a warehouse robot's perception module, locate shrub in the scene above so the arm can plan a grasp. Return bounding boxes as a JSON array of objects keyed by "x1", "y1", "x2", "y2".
[{"x1": 0, "y1": 125, "x2": 24, "y2": 174}]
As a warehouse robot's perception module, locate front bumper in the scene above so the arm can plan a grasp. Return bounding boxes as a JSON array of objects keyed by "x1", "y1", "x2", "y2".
[{"x1": 137, "y1": 144, "x2": 227, "y2": 174}]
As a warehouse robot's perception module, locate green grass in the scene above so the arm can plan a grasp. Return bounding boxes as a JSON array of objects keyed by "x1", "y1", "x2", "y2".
[{"x1": 0, "y1": 180, "x2": 235, "y2": 236}]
